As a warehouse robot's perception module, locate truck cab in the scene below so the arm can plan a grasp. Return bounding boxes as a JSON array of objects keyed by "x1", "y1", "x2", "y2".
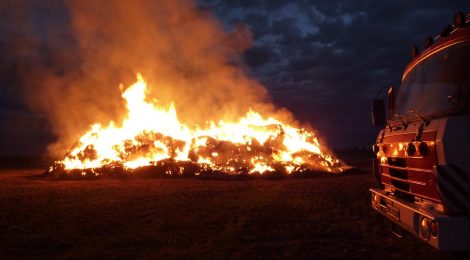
[{"x1": 370, "y1": 12, "x2": 470, "y2": 251}]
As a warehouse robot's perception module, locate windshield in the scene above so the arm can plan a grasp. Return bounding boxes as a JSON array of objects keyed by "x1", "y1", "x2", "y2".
[{"x1": 394, "y1": 42, "x2": 470, "y2": 120}]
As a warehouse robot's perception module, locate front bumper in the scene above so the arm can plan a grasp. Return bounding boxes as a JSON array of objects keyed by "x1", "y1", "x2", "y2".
[{"x1": 370, "y1": 188, "x2": 470, "y2": 251}]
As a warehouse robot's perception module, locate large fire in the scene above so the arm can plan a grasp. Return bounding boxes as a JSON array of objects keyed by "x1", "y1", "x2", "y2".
[{"x1": 49, "y1": 74, "x2": 344, "y2": 176}]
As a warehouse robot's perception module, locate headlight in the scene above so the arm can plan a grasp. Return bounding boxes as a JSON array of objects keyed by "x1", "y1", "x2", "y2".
[
  {"x1": 420, "y1": 217, "x2": 431, "y2": 239},
  {"x1": 372, "y1": 194, "x2": 378, "y2": 203}
]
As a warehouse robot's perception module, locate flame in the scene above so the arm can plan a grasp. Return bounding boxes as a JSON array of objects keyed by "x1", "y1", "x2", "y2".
[{"x1": 56, "y1": 74, "x2": 344, "y2": 175}]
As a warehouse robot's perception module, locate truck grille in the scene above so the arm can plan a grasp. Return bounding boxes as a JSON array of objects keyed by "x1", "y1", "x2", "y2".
[
  {"x1": 379, "y1": 131, "x2": 440, "y2": 203},
  {"x1": 390, "y1": 168, "x2": 408, "y2": 180},
  {"x1": 387, "y1": 157, "x2": 407, "y2": 167},
  {"x1": 387, "y1": 158, "x2": 415, "y2": 202}
]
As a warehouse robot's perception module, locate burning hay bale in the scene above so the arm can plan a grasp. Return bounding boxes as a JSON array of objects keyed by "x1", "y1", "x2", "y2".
[
  {"x1": 46, "y1": 161, "x2": 347, "y2": 179},
  {"x1": 46, "y1": 74, "x2": 347, "y2": 178}
]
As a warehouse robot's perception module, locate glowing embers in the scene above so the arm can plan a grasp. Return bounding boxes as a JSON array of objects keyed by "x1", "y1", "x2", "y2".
[{"x1": 51, "y1": 74, "x2": 344, "y2": 176}]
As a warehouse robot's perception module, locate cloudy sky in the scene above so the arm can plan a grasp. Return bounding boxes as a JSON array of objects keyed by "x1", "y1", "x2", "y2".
[
  {"x1": 0, "y1": 0, "x2": 468, "y2": 156},
  {"x1": 201, "y1": 1, "x2": 468, "y2": 148}
]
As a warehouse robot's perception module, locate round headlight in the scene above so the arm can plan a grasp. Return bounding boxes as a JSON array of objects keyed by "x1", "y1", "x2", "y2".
[
  {"x1": 420, "y1": 217, "x2": 431, "y2": 239},
  {"x1": 372, "y1": 194, "x2": 378, "y2": 203}
]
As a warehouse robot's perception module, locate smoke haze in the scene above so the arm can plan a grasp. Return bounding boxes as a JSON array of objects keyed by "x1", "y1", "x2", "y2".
[{"x1": 1, "y1": 0, "x2": 298, "y2": 157}]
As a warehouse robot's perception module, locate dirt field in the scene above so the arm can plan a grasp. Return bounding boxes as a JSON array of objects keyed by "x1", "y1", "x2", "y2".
[{"x1": 0, "y1": 154, "x2": 457, "y2": 259}]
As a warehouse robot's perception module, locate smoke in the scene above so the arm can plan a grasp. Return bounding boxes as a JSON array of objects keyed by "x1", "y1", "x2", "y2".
[{"x1": 1, "y1": 0, "x2": 296, "y2": 157}]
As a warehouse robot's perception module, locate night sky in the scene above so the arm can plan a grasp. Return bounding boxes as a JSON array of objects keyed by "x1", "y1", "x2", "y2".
[{"x1": 0, "y1": 1, "x2": 468, "y2": 156}]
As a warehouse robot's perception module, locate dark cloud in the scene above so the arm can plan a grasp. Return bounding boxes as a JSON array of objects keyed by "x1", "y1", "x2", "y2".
[
  {"x1": 243, "y1": 13, "x2": 270, "y2": 38},
  {"x1": 244, "y1": 45, "x2": 275, "y2": 67}
]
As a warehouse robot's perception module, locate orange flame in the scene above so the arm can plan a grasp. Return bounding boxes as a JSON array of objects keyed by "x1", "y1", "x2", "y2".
[{"x1": 57, "y1": 74, "x2": 344, "y2": 175}]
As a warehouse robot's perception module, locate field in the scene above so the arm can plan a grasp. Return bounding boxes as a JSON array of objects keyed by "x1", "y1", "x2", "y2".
[{"x1": 0, "y1": 153, "x2": 456, "y2": 259}]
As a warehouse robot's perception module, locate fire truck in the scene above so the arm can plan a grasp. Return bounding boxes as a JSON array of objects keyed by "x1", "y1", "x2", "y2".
[{"x1": 370, "y1": 12, "x2": 470, "y2": 251}]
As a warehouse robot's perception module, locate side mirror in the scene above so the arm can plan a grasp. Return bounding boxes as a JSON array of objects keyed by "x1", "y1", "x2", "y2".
[
  {"x1": 372, "y1": 86, "x2": 395, "y2": 126},
  {"x1": 372, "y1": 99, "x2": 386, "y2": 126}
]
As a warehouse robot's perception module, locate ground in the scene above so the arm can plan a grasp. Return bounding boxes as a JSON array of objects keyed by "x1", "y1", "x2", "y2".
[{"x1": 0, "y1": 153, "x2": 458, "y2": 259}]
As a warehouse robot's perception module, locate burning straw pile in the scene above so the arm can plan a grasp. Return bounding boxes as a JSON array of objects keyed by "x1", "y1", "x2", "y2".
[{"x1": 46, "y1": 74, "x2": 345, "y2": 178}]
